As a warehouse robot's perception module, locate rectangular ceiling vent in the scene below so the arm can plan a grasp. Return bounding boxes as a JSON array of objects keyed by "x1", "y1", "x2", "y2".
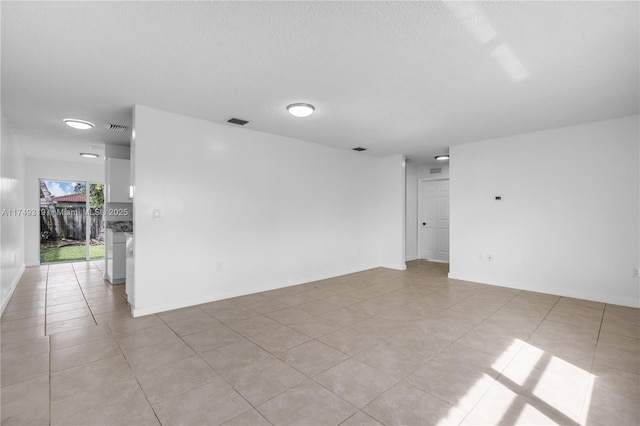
[
  {"x1": 352, "y1": 147, "x2": 367, "y2": 152},
  {"x1": 107, "y1": 124, "x2": 128, "y2": 132},
  {"x1": 227, "y1": 118, "x2": 249, "y2": 126},
  {"x1": 430, "y1": 168, "x2": 442, "y2": 174}
]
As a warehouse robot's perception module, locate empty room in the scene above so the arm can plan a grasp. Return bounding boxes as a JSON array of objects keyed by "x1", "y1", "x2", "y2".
[{"x1": 1, "y1": 1, "x2": 638, "y2": 425}]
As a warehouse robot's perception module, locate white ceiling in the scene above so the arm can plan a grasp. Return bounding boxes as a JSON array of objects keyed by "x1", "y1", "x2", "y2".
[{"x1": 2, "y1": 1, "x2": 638, "y2": 164}]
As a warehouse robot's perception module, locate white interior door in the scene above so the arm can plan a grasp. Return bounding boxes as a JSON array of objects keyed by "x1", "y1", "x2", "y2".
[{"x1": 419, "y1": 180, "x2": 450, "y2": 262}]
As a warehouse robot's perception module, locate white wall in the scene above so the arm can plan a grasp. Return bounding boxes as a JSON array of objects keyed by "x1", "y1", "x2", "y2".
[
  {"x1": 24, "y1": 158, "x2": 104, "y2": 266},
  {"x1": 1, "y1": 116, "x2": 26, "y2": 313},
  {"x1": 131, "y1": 105, "x2": 406, "y2": 316},
  {"x1": 449, "y1": 115, "x2": 640, "y2": 307}
]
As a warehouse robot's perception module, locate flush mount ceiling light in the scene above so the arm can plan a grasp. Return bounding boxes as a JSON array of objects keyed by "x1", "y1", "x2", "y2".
[
  {"x1": 79, "y1": 152, "x2": 99, "y2": 158},
  {"x1": 63, "y1": 118, "x2": 94, "y2": 130},
  {"x1": 287, "y1": 103, "x2": 315, "y2": 118},
  {"x1": 435, "y1": 154, "x2": 450, "y2": 161}
]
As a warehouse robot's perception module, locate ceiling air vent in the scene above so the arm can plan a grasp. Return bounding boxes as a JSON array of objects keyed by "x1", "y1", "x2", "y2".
[
  {"x1": 352, "y1": 147, "x2": 367, "y2": 152},
  {"x1": 227, "y1": 118, "x2": 249, "y2": 126},
  {"x1": 107, "y1": 124, "x2": 128, "y2": 132},
  {"x1": 430, "y1": 168, "x2": 442, "y2": 174}
]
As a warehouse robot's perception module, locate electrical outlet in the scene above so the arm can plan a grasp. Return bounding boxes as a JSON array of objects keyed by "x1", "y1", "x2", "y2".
[
  {"x1": 634, "y1": 267, "x2": 640, "y2": 277},
  {"x1": 487, "y1": 254, "x2": 493, "y2": 262},
  {"x1": 216, "y1": 262, "x2": 224, "y2": 272}
]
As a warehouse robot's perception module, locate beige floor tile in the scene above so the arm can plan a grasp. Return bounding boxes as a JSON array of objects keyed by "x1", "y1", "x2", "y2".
[
  {"x1": 166, "y1": 314, "x2": 222, "y2": 336},
  {"x1": 296, "y1": 299, "x2": 343, "y2": 315},
  {"x1": 225, "y1": 357, "x2": 307, "y2": 405},
  {"x1": 125, "y1": 339, "x2": 195, "y2": 373},
  {"x1": 45, "y1": 295, "x2": 87, "y2": 307},
  {"x1": 249, "y1": 326, "x2": 312, "y2": 353},
  {"x1": 182, "y1": 324, "x2": 244, "y2": 353},
  {"x1": 153, "y1": 378, "x2": 251, "y2": 424},
  {"x1": 0, "y1": 324, "x2": 46, "y2": 345},
  {"x1": 1, "y1": 306, "x2": 45, "y2": 321},
  {"x1": 356, "y1": 342, "x2": 429, "y2": 379},
  {"x1": 278, "y1": 340, "x2": 349, "y2": 376},
  {"x1": 319, "y1": 327, "x2": 381, "y2": 356},
  {"x1": 232, "y1": 292, "x2": 271, "y2": 306},
  {"x1": 269, "y1": 292, "x2": 317, "y2": 307},
  {"x1": 0, "y1": 375, "x2": 49, "y2": 423},
  {"x1": 288, "y1": 316, "x2": 344, "y2": 338},
  {"x1": 51, "y1": 354, "x2": 134, "y2": 403},
  {"x1": 93, "y1": 309, "x2": 132, "y2": 324},
  {"x1": 46, "y1": 315, "x2": 96, "y2": 335},
  {"x1": 266, "y1": 306, "x2": 316, "y2": 325},
  {"x1": 223, "y1": 409, "x2": 272, "y2": 426},
  {"x1": 314, "y1": 358, "x2": 398, "y2": 408},
  {"x1": 246, "y1": 298, "x2": 291, "y2": 314},
  {"x1": 45, "y1": 307, "x2": 92, "y2": 324},
  {"x1": 545, "y1": 308, "x2": 603, "y2": 330},
  {"x1": 108, "y1": 314, "x2": 163, "y2": 335},
  {"x1": 594, "y1": 333, "x2": 640, "y2": 374},
  {"x1": 340, "y1": 411, "x2": 384, "y2": 426},
  {"x1": 199, "y1": 299, "x2": 242, "y2": 314},
  {"x1": 201, "y1": 338, "x2": 273, "y2": 376},
  {"x1": 156, "y1": 306, "x2": 209, "y2": 323},
  {"x1": 1, "y1": 409, "x2": 49, "y2": 426},
  {"x1": 4, "y1": 260, "x2": 639, "y2": 425},
  {"x1": 258, "y1": 380, "x2": 357, "y2": 425},
  {"x1": 49, "y1": 323, "x2": 113, "y2": 350},
  {"x1": 135, "y1": 355, "x2": 219, "y2": 404},
  {"x1": 407, "y1": 357, "x2": 498, "y2": 413},
  {"x1": 1, "y1": 351, "x2": 49, "y2": 387},
  {"x1": 115, "y1": 324, "x2": 179, "y2": 353},
  {"x1": 462, "y1": 379, "x2": 578, "y2": 425},
  {"x1": 3, "y1": 300, "x2": 46, "y2": 313},
  {"x1": 322, "y1": 306, "x2": 370, "y2": 325},
  {"x1": 364, "y1": 381, "x2": 466, "y2": 426},
  {"x1": 228, "y1": 315, "x2": 282, "y2": 337},
  {"x1": 52, "y1": 380, "x2": 156, "y2": 426},
  {"x1": 351, "y1": 316, "x2": 403, "y2": 339},
  {"x1": 45, "y1": 300, "x2": 90, "y2": 315},
  {"x1": 51, "y1": 336, "x2": 121, "y2": 372},
  {"x1": 583, "y1": 364, "x2": 640, "y2": 426},
  {"x1": 1, "y1": 335, "x2": 50, "y2": 363},
  {"x1": 211, "y1": 306, "x2": 262, "y2": 324},
  {"x1": 1, "y1": 315, "x2": 45, "y2": 332},
  {"x1": 383, "y1": 326, "x2": 451, "y2": 358},
  {"x1": 600, "y1": 310, "x2": 639, "y2": 339}
]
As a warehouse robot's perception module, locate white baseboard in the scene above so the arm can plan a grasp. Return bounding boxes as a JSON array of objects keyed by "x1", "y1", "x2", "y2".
[
  {"x1": 405, "y1": 256, "x2": 418, "y2": 262},
  {"x1": 132, "y1": 263, "x2": 382, "y2": 317},
  {"x1": 1, "y1": 263, "x2": 26, "y2": 315},
  {"x1": 447, "y1": 272, "x2": 640, "y2": 309}
]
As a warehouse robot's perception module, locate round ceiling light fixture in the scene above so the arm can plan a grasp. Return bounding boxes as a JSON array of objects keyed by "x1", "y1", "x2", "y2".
[
  {"x1": 79, "y1": 152, "x2": 100, "y2": 159},
  {"x1": 287, "y1": 103, "x2": 315, "y2": 118},
  {"x1": 63, "y1": 118, "x2": 94, "y2": 130},
  {"x1": 435, "y1": 154, "x2": 450, "y2": 161}
]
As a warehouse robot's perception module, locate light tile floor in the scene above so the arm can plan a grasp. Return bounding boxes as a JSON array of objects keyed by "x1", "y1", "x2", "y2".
[{"x1": 1, "y1": 260, "x2": 638, "y2": 425}]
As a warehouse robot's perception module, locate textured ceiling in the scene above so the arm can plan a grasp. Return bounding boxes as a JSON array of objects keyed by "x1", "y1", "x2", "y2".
[{"x1": 2, "y1": 1, "x2": 638, "y2": 164}]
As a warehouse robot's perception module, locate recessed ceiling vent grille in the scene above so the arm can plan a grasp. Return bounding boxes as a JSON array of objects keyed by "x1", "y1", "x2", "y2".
[
  {"x1": 227, "y1": 118, "x2": 249, "y2": 126},
  {"x1": 107, "y1": 124, "x2": 128, "y2": 132},
  {"x1": 352, "y1": 147, "x2": 367, "y2": 152}
]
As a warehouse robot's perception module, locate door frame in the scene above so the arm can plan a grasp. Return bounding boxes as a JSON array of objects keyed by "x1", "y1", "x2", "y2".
[{"x1": 417, "y1": 177, "x2": 450, "y2": 262}]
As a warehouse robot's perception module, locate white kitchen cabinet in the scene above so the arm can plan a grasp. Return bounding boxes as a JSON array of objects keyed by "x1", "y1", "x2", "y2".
[
  {"x1": 106, "y1": 158, "x2": 131, "y2": 203},
  {"x1": 106, "y1": 229, "x2": 126, "y2": 284}
]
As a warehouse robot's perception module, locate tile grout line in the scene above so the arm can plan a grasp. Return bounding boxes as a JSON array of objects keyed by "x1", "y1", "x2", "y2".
[
  {"x1": 107, "y1": 322, "x2": 164, "y2": 425},
  {"x1": 71, "y1": 262, "x2": 98, "y2": 327}
]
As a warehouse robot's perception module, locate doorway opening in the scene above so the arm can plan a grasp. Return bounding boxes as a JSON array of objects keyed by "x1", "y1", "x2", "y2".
[
  {"x1": 39, "y1": 179, "x2": 105, "y2": 263},
  {"x1": 418, "y1": 179, "x2": 450, "y2": 263}
]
